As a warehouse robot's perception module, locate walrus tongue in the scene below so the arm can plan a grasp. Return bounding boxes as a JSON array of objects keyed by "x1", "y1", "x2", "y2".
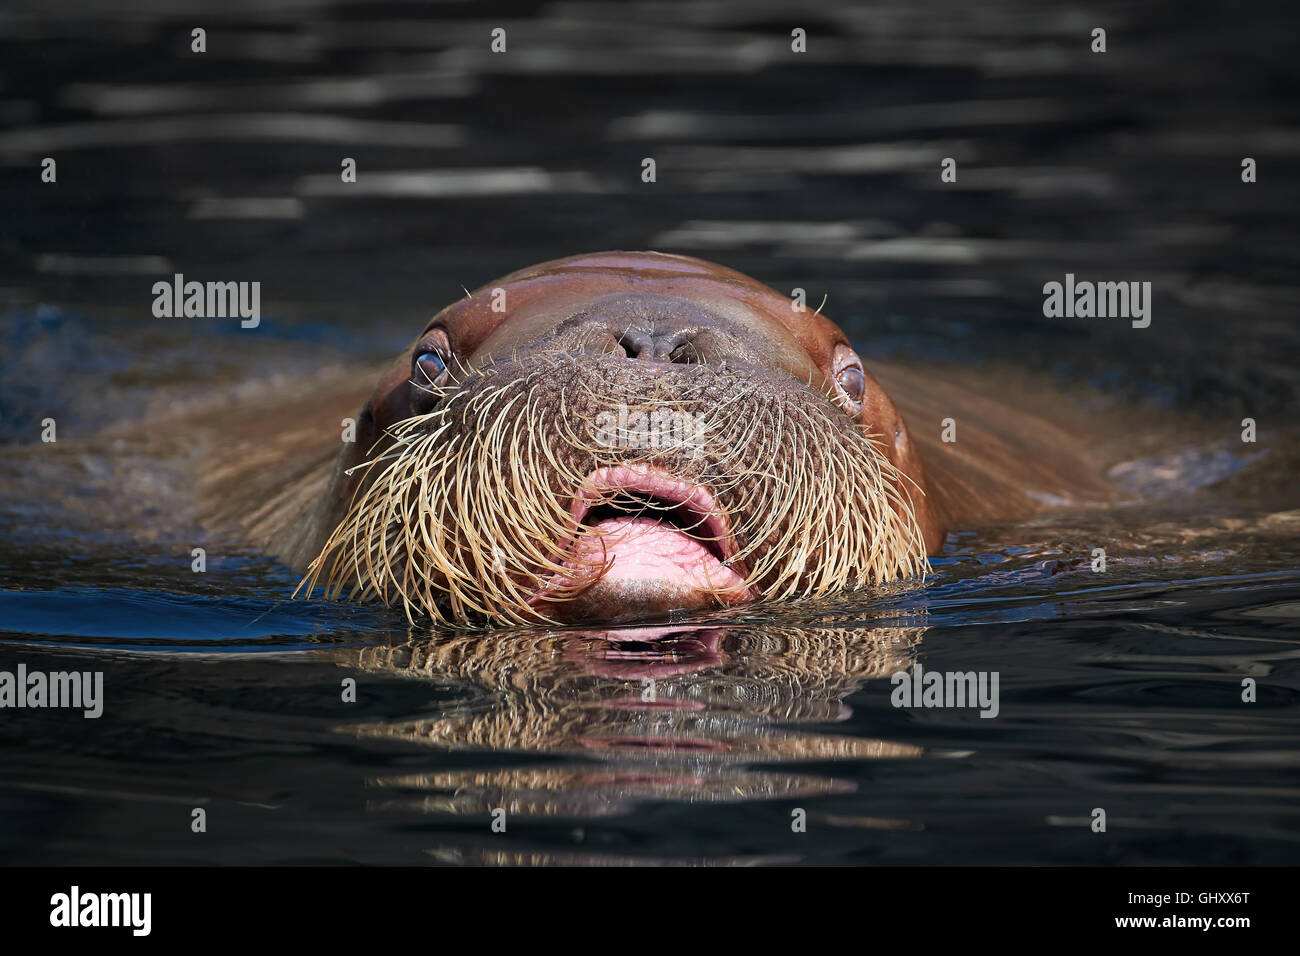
[
  {"x1": 568, "y1": 515, "x2": 748, "y2": 593},
  {"x1": 528, "y1": 465, "x2": 751, "y2": 618}
]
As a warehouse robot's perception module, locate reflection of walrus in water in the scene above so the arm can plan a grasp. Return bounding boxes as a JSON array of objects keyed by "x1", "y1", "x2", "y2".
[
  {"x1": 342, "y1": 623, "x2": 925, "y2": 819},
  {"x1": 205, "y1": 251, "x2": 1116, "y2": 625}
]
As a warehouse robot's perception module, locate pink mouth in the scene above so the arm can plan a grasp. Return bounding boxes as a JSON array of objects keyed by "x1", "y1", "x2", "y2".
[{"x1": 529, "y1": 465, "x2": 751, "y2": 613}]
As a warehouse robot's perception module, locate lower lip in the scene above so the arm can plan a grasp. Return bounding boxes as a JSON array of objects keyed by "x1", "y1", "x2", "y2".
[
  {"x1": 567, "y1": 515, "x2": 747, "y2": 591},
  {"x1": 528, "y1": 465, "x2": 751, "y2": 608}
]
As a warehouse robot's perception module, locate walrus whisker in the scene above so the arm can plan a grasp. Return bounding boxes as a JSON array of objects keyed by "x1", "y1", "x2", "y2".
[{"x1": 300, "y1": 347, "x2": 930, "y2": 626}]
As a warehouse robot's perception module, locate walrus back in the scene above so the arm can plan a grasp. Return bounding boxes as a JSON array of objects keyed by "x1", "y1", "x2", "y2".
[{"x1": 871, "y1": 361, "x2": 1124, "y2": 529}]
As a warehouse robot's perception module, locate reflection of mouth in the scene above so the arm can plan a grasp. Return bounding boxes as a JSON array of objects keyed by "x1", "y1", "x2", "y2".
[
  {"x1": 564, "y1": 626, "x2": 725, "y2": 679},
  {"x1": 530, "y1": 465, "x2": 751, "y2": 620},
  {"x1": 578, "y1": 771, "x2": 708, "y2": 788},
  {"x1": 577, "y1": 736, "x2": 729, "y2": 754},
  {"x1": 347, "y1": 622, "x2": 928, "y2": 836}
]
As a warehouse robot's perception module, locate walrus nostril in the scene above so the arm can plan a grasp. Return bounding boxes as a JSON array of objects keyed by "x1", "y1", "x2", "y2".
[
  {"x1": 588, "y1": 332, "x2": 627, "y2": 357},
  {"x1": 618, "y1": 329, "x2": 656, "y2": 360},
  {"x1": 618, "y1": 327, "x2": 696, "y2": 363},
  {"x1": 668, "y1": 341, "x2": 703, "y2": 365}
]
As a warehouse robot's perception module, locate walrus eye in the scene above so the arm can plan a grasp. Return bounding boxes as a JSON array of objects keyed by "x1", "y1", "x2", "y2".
[
  {"x1": 839, "y1": 366, "x2": 865, "y2": 402},
  {"x1": 832, "y1": 345, "x2": 867, "y2": 414},
  {"x1": 410, "y1": 329, "x2": 452, "y2": 414},
  {"x1": 415, "y1": 351, "x2": 447, "y2": 385}
]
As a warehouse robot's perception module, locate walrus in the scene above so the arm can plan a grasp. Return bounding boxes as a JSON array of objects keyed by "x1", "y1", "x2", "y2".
[{"x1": 196, "y1": 250, "x2": 1118, "y2": 626}]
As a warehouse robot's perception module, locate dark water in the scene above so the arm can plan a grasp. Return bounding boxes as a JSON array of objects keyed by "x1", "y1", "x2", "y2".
[{"x1": 1, "y1": 1, "x2": 1298, "y2": 865}]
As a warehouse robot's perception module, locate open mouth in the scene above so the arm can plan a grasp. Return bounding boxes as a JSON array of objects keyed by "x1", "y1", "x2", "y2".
[{"x1": 529, "y1": 464, "x2": 751, "y2": 614}]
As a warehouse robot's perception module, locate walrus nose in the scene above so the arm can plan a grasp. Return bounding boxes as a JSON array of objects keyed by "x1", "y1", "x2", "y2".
[
  {"x1": 617, "y1": 326, "x2": 698, "y2": 363},
  {"x1": 545, "y1": 292, "x2": 792, "y2": 372}
]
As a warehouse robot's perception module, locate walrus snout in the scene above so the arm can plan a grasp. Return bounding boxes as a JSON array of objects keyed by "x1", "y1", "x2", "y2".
[{"x1": 525, "y1": 291, "x2": 825, "y2": 388}]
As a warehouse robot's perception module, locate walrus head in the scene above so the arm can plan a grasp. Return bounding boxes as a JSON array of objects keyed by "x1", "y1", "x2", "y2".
[{"x1": 299, "y1": 252, "x2": 941, "y2": 625}]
